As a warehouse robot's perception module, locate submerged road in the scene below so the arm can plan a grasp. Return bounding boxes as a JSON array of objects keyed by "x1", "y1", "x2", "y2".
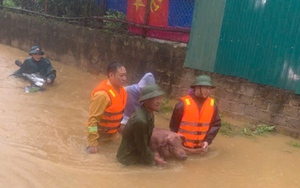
[{"x1": 0, "y1": 44, "x2": 300, "y2": 188}]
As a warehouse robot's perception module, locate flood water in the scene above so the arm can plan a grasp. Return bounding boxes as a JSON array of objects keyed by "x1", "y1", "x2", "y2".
[{"x1": 1, "y1": 43, "x2": 300, "y2": 188}]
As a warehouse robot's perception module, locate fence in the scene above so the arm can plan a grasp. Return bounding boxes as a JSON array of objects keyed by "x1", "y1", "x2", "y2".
[
  {"x1": 0, "y1": 0, "x2": 195, "y2": 43},
  {"x1": 106, "y1": 0, "x2": 194, "y2": 42}
]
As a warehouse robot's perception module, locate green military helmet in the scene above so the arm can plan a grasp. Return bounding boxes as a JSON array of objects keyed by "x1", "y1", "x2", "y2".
[
  {"x1": 190, "y1": 75, "x2": 215, "y2": 88},
  {"x1": 29, "y1": 45, "x2": 44, "y2": 55},
  {"x1": 139, "y1": 84, "x2": 165, "y2": 102}
]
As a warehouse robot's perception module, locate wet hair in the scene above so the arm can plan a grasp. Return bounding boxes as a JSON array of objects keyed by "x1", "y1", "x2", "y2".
[{"x1": 107, "y1": 62, "x2": 124, "y2": 76}]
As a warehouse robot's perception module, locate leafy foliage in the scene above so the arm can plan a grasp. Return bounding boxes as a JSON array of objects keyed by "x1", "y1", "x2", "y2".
[
  {"x1": 219, "y1": 122, "x2": 241, "y2": 137},
  {"x1": 5, "y1": 0, "x2": 104, "y2": 17},
  {"x1": 104, "y1": 9, "x2": 126, "y2": 29},
  {"x1": 159, "y1": 98, "x2": 174, "y2": 113},
  {"x1": 252, "y1": 124, "x2": 276, "y2": 135},
  {"x1": 220, "y1": 121, "x2": 276, "y2": 137},
  {"x1": 3, "y1": 0, "x2": 15, "y2": 7},
  {"x1": 288, "y1": 140, "x2": 300, "y2": 148}
]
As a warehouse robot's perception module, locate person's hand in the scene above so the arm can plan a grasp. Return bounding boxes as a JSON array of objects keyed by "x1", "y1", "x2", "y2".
[
  {"x1": 118, "y1": 124, "x2": 125, "y2": 134},
  {"x1": 183, "y1": 147, "x2": 204, "y2": 154},
  {"x1": 88, "y1": 146, "x2": 99, "y2": 154},
  {"x1": 200, "y1": 141, "x2": 209, "y2": 154},
  {"x1": 154, "y1": 157, "x2": 167, "y2": 166},
  {"x1": 154, "y1": 153, "x2": 167, "y2": 166},
  {"x1": 46, "y1": 78, "x2": 52, "y2": 84},
  {"x1": 183, "y1": 142, "x2": 209, "y2": 155}
]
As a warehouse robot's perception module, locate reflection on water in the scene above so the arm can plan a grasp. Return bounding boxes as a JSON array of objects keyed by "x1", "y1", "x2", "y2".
[{"x1": 0, "y1": 44, "x2": 300, "y2": 188}]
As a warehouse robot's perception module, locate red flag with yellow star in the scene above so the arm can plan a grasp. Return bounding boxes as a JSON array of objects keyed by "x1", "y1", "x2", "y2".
[
  {"x1": 147, "y1": 0, "x2": 169, "y2": 39},
  {"x1": 127, "y1": 0, "x2": 189, "y2": 42},
  {"x1": 127, "y1": 0, "x2": 147, "y2": 34},
  {"x1": 127, "y1": 0, "x2": 169, "y2": 35},
  {"x1": 148, "y1": 0, "x2": 169, "y2": 27}
]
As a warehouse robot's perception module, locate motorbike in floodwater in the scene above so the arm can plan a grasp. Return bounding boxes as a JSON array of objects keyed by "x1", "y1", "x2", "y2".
[
  {"x1": 13, "y1": 60, "x2": 47, "y2": 93},
  {"x1": 22, "y1": 73, "x2": 46, "y2": 93}
]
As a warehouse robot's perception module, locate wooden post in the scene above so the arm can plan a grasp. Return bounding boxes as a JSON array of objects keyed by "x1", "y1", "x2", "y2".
[
  {"x1": 143, "y1": 0, "x2": 151, "y2": 38},
  {"x1": 97, "y1": 0, "x2": 105, "y2": 28},
  {"x1": 44, "y1": 0, "x2": 48, "y2": 14}
]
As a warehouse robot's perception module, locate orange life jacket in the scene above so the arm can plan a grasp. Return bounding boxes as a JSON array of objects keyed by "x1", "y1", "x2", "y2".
[
  {"x1": 90, "y1": 79, "x2": 127, "y2": 134},
  {"x1": 178, "y1": 95, "x2": 215, "y2": 148}
]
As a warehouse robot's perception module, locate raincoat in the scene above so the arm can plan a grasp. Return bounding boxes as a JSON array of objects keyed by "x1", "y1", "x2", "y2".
[
  {"x1": 117, "y1": 105, "x2": 155, "y2": 165},
  {"x1": 120, "y1": 73, "x2": 155, "y2": 125},
  {"x1": 13, "y1": 57, "x2": 56, "y2": 83}
]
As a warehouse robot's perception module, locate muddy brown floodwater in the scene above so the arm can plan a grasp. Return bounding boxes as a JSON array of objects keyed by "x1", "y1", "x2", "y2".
[{"x1": 0, "y1": 44, "x2": 300, "y2": 188}]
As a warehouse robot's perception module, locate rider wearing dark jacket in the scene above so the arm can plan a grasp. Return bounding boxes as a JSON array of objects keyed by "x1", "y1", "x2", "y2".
[{"x1": 13, "y1": 46, "x2": 56, "y2": 84}]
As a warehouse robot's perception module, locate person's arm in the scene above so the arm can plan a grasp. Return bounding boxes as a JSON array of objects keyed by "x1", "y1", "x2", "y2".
[
  {"x1": 121, "y1": 85, "x2": 134, "y2": 125},
  {"x1": 12, "y1": 59, "x2": 29, "y2": 77},
  {"x1": 169, "y1": 100, "x2": 184, "y2": 133},
  {"x1": 203, "y1": 106, "x2": 221, "y2": 145},
  {"x1": 87, "y1": 91, "x2": 110, "y2": 153},
  {"x1": 44, "y1": 59, "x2": 56, "y2": 84},
  {"x1": 132, "y1": 120, "x2": 154, "y2": 164}
]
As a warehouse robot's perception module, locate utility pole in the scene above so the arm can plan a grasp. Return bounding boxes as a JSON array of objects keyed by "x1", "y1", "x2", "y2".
[
  {"x1": 44, "y1": 0, "x2": 48, "y2": 14},
  {"x1": 143, "y1": 0, "x2": 151, "y2": 38},
  {"x1": 0, "y1": 0, "x2": 3, "y2": 10}
]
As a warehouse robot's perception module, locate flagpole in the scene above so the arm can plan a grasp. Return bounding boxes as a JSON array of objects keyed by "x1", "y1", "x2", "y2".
[{"x1": 143, "y1": 0, "x2": 151, "y2": 38}]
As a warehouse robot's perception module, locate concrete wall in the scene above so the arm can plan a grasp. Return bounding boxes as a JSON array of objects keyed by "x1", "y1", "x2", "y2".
[{"x1": 0, "y1": 11, "x2": 299, "y2": 138}]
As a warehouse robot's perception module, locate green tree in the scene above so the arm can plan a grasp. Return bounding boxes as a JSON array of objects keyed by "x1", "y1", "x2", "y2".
[{"x1": 6, "y1": 0, "x2": 103, "y2": 17}]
